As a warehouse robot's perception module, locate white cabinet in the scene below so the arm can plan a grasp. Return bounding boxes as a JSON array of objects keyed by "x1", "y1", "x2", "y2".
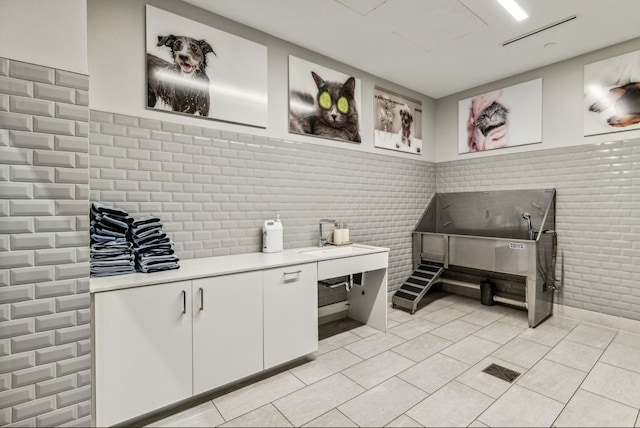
[
  {"x1": 192, "y1": 271, "x2": 263, "y2": 395},
  {"x1": 93, "y1": 257, "x2": 351, "y2": 425},
  {"x1": 93, "y1": 281, "x2": 193, "y2": 428},
  {"x1": 263, "y1": 263, "x2": 317, "y2": 369}
]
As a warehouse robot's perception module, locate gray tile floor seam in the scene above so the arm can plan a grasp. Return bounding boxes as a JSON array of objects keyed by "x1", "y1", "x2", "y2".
[
  {"x1": 543, "y1": 341, "x2": 604, "y2": 373},
  {"x1": 552, "y1": 388, "x2": 640, "y2": 428},
  {"x1": 211, "y1": 401, "x2": 225, "y2": 423},
  {"x1": 396, "y1": 349, "x2": 521, "y2": 414},
  {"x1": 548, "y1": 335, "x2": 633, "y2": 428},
  {"x1": 516, "y1": 375, "x2": 583, "y2": 405},
  {"x1": 440, "y1": 376, "x2": 503, "y2": 405},
  {"x1": 461, "y1": 374, "x2": 516, "y2": 405},
  {"x1": 219, "y1": 403, "x2": 294, "y2": 427},
  {"x1": 337, "y1": 377, "x2": 428, "y2": 426},
  {"x1": 549, "y1": 332, "x2": 628, "y2": 426},
  {"x1": 217, "y1": 397, "x2": 286, "y2": 426},
  {"x1": 385, "y1": 413, "x2": 423, "y2": 427},
  {"x1": 302, "y1": 408, "x2": 359, "y2": 427},
  {"x1": 274, "y1": 403, "x2": 297, "y2": 428},
  {"x1": 579, "y1": 374, "x2": 640, "y2": 410},
  {"x1": 144, "y1": 293, "x2": 640, "y2": 428},
  {"x1": 457, "y1": 353, "x2": 527, "y2": 398}
]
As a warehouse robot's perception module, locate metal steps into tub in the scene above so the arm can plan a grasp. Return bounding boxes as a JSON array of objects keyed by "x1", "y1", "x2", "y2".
[{"x1": 392, "y1": 261, "x2": 444, "y2": 314}]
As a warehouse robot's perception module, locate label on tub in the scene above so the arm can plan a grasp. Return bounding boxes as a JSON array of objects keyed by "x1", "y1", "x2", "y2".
[{"x1": 509, "y1": 243, "x2": 525, "y2": 250}]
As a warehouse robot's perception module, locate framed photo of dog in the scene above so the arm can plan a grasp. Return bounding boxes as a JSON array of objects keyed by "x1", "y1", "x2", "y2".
[
  {"x1": 373, "y1": 87, "x2": 423, "y2": 154},
  {"x1": 458, "y1": 78, "x2": 542, "y2": 154},
  {"x1": 288, "y1": 56, "x2": 362, "y2": 144},
  {"x1": 584, "y1": 50, "x2": 640, "y2": 136},
  {"x1": 146, "y1": 5, "x2": 268, "y2": 128}
]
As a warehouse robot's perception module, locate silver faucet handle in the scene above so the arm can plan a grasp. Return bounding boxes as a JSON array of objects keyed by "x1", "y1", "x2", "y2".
[
  {"x1": 318, "y1": 219, "x2": 337, "y2": 247},
  {"x1": 319, "y1": 218, "x2": 337, "y2": 225}
]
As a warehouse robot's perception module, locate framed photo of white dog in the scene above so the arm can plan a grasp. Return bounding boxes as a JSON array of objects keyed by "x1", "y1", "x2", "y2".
[
  {"x1": 373, "y1": 87, "x2": 423, "y2": 154},
  {"x1": 146, "y1": 5, "x2": 268, "y2": 128},
  {"x1": 584, "y1": 50, "x2": 640, "y2": 137},
  {"x1": 458, "y1": 78, "x2": 542, "y2": 154}
]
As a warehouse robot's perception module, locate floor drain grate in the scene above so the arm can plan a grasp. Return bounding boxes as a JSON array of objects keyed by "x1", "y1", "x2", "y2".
[{"x1": 482, "y1": 363, "x2": 521, "y2": 383}]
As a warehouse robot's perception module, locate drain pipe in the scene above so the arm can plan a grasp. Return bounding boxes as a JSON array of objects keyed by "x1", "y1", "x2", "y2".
[
  {"x1": 437, "y1": 278, "x2": 527, "y2": 309},
  {"x1": 542, "y1": 229, "x2": 559, "y2": 291},
  {"x1": 319, "y1": 274, "x2": 354, "y2": 292}
]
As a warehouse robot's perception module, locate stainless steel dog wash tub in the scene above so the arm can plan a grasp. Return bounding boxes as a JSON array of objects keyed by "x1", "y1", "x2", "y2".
[{"x1": 393, "y1": 189, "x2": 557, "y2": 327}]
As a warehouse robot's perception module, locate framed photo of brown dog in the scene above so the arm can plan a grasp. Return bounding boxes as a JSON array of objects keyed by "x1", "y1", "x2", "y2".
[
  {"x1": 458, "y1": 78, "x2": 542, "y2": 154},
  {"x1": 146, "y1": 5, "x2": 268, "y2": 128},
  {"x1": 373, "y1": 87, "x2": 423, "y2": 155},
  {"x1": 584, "y1": 50, "x2": 640, "y2": 136}
]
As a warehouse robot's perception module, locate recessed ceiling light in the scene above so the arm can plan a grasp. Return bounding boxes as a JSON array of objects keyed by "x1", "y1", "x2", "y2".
[{"x1": 496, "y1": 0, "x2": 529, "y2": 21}]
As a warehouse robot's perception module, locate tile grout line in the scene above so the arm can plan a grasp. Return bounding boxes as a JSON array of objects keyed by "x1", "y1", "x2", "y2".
[
  {"x1": 431, "y1": 309, "x2": 572, "y2": 426},
  {"x1": 149, "y1": 299, "x2": 640, "y2": 427},
  {"x1": 270, "y1": 402, "x2": 295, "y2": 428},
  {"x1": 508, "y1": 319, "x2": 586, "y2": 426},
  {"x1": 547, "y1": 326, "x2": 619, "y2": 427}
]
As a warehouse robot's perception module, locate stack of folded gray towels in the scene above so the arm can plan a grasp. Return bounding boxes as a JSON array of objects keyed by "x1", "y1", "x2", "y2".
[
  {"x1": 130, "y1": 217, "x2": 179, "y2": 273},
  {"x1": 90, "y1": 202, "x2": 135, "y2": 277},
  {"x1": 89, "y1": 203, "x2": 179, "y2": 277}
]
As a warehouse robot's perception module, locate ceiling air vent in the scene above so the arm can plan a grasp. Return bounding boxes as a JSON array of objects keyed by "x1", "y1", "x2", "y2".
[{"x1": 501, "y1": 14, "x2": 578, "y2": 47}]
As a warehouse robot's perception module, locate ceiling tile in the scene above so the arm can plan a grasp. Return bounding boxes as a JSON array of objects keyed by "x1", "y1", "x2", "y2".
[
  {"x1": 392, "y1": 0, "x2": 487, "y2": 52},
  {"x1": 334, "y1": 0, "x2": 388, "y2": 16}
]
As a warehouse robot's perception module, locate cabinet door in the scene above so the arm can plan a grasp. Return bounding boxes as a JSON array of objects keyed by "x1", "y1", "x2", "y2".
[
  {"x1": 263, "y1": 263, "x2": 318, "y2": 369},
  {"x1": 93, "y1": 281, "x2": 193, "y2": 427},
  {"x1": 192, "y1": 271, "x2": 263, "y2": 395}
]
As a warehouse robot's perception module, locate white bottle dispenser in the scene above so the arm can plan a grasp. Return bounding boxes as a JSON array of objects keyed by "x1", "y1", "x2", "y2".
[{"x1": 262, "y1": 215, "x2": 283, "y2": 253}]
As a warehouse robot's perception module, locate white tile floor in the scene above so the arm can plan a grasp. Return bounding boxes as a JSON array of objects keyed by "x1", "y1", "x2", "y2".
[{"x1": 145, "y1": 293, "x2": 640, "y2": 427}]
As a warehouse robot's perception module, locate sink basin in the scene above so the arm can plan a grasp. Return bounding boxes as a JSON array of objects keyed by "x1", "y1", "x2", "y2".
[{"x1": 300, "y1": 244, "x2": 373, "y2": 257}]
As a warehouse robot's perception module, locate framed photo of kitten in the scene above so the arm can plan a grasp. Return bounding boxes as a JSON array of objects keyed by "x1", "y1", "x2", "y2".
[
  {"x1": 374, "y1": 87, "x2": 423, "y2": 154},
  {"x1": 288, "y1": 56, "x2": 362, "y2": 143},
  {"x1": 146, "y1": 5, "x2": 268, "y2": 128},
  {"x1": 457, "y1": 78, "x2": 542, "y2": 154}
]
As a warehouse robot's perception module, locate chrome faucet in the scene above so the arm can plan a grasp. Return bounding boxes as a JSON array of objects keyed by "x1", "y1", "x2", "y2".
[
  {"x1": 318, "y1": 219, "x2": 337, "y2": 247},
  {"x1": 522, "y1": 213, "x2": 538, "y2": 240}
]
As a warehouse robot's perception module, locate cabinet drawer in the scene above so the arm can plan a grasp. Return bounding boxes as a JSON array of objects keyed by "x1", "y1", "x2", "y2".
[
  {"x1": 263, "y1": 263, "x2": 317, "y2": 369},
  {"x1": 263, "y1": 263, "x2": 316, "y2": 287},
  {"x1": 317, "y1": 252, "x2": 388, "y2": 280}
]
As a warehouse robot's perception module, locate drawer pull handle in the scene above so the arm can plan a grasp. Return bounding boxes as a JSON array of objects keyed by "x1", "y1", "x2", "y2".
[
  {"x1": 199, "y1": 287, "x2": 204, "y2": 311},
  {"x1": 283, "y1": 270, "x2": 302, "y2": 276},
  {"x1": 181, "y1": 290, "x2": 187, "y2": 314}
]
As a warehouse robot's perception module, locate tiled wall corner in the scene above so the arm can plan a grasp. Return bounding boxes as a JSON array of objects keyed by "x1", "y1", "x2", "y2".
[
  {"x1": 436, "y1": 140, "x2": 640, "y2": 321},
  {"x1": 0, "y1": 58, "x2": 90, "y2": 427},
  {"x1": 89, "y1": 111, "x2": 436, "y2": 299}
]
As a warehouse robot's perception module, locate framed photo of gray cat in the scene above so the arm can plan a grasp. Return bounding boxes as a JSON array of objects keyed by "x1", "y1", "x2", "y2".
[
  {"x1": 584, "y1": 50, "x2": 640, "y2": 136},
  {"x1": 457, "y1": 78, "x2": 542, "y2": 154},
  {"x1": 374, "y1": 87, "x2": 423, "y2": 154},
  {"x1": 146, "y1": 5, "x2": 268, "y2": 128},
  {"x1": 288, "y1": 56, "x2": 362, "y2": 143}
]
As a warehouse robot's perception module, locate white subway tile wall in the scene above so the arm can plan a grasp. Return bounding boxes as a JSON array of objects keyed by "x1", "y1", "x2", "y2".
[
  {"x1": 89, "y1": 110, "x2": 436, "y2": 306},
  {"x1": 0, "y1": 58, "x2": 90, "y2": 426},
  {"x1": 5, "y1": 54, "x2": 638, "y2": 426},
  {"x1": 437, "y1": 139, "x2": 640, "y2": 321}
]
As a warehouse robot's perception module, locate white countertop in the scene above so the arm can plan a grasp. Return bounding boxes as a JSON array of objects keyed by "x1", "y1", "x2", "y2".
[{"x1": 90, "y1": 244, "x2": 389, "y2": 293}]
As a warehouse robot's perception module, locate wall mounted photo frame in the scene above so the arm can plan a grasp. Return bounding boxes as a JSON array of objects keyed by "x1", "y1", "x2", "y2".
[
  {"x1": 146, "y1": 5, "x2": 268, "y2": 128},
  {"x1": 458, "y1": 78, "x2": 542, "y2": 154},
  {"x1": 374, "y1": 87, "x2": 422, "y2": 154},
  {"x1": 584, "y1": 50, "x2": 640, "y2": 136},
  {"x1": 288, "y1": 55, "x2": 362, "y2": 144}
]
